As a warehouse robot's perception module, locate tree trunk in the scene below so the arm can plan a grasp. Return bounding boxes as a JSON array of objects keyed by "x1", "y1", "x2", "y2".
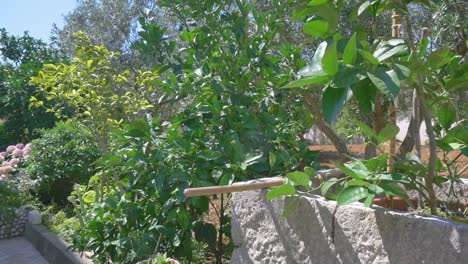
[{"x1": 303, "y1": 92, "x2": 350, "y2": 159}]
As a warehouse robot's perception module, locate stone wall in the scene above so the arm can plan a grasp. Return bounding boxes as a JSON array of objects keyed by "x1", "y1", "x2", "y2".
[
  {"x1": 0, "y1": 207, "x2": 28, "y2": 239},
  {"x1": 231, "y1": 190, "x2": 468, "y2": 264}
]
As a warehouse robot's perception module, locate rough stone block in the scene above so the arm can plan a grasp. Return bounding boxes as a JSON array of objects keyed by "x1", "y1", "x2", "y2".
[
  {"x1": 27, "y1": 210, "x2": 42, "y2": 225},
  {"x1": 231, "y1": 190, "x2": 468, "y2": 264}
]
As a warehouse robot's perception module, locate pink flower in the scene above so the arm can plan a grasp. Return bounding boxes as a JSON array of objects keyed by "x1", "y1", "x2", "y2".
[
  {"x1": 10, "y1": 158, "x2": 20, "y2": 166},
  {"x1": 6, "y1": 145, "x2": 16, "y2": 153},
  {"x1": 0, "y1": 174, "x2": 8, "y2": 181},
  {"x1": 2, "y1": 161, "x2": 11, "y2": 167},
  {"x1": 0, "y1": 152, "x2": 7, "y2": 157},
  {"x1": 2, "y1": 166, "x2": 13, "y2": 174},
  {"x1": 12, "y1": 149, "x2": 23, "y2": 157},
  {"x1": 16, "y1": 143, "x2": 25, "y2": 150},
  {"x1": 23, "y1": 148, "x2": 31, "y2": 155},
  {"x1": 0, "y1": 155, "x2": 3, "y2": 162},
  {"x1": 25, "y1": 143, "x2": 32, "y2": 149}
]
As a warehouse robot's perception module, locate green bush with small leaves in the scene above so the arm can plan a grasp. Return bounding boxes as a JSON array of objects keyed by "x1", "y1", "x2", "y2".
[{"x1": 26, "y1": 121, "x2": 102, "y2": 204}]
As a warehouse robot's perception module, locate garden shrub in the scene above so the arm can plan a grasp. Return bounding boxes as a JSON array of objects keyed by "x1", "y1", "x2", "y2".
[
  {"x1": 42, "y1": 209, "x2": 80, "y2": 243},
  {"x1": 0, "y1": 181, "x2": 24, "y2": 221},
  {"x1": 26, "y1": 121, "x2": 102, "y2": 205}
]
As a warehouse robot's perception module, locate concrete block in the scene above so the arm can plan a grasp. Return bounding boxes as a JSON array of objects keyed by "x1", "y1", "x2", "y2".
[
  {"x1": 27, "y1": 210, "x2": 42, "y2": 225},
  {"x1": 231, "y1": 190, "x2": 468, "y2": 264}
]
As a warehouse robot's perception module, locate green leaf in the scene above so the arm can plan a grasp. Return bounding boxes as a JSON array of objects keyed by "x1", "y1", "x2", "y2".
[
  {"x1": 177, "y1": 207, "x2": 191, "y2": 229},
  {"x1": 368, "y1": 184, "x2": 384, "y2": 194},
  {"x1": 426, "y1": 46, "x2": 452, "y2": 68},
  {"x1": 304, "y1": 20, "x2": 329, "y2": 37},
  {"x1": 334, "y1": 65, "x2": 366, "y2": 87},
  {"x1": 269, "y1": 152, "x2": 277, "y2": 168},
  {"x1": 304, "y1": 167, "x2": 316, "y2": 177},
  {"x1": 82, "y1": 190, "x2": 96, "y2": 204},
  {"x1": 358, "y1": 1, "x2": 372, "y2": 16},
  {"x1": 343, "y1": 33, "x2": 357, "y2": 65},
  {"x1": 308, "y1": 0, "x2": 328, "y2": 6},
  {"x1": 352, "y1": 79, "x2": 376, "y2": 113},
  {"x1": 392, "y1": 63, "x2": 410, "y2": 80},
  {"x1": 353, "y1": 118, "x2": 378, "y2": 140},
  {"x1": 379, "y1": 181, "x2": 410, "y2": 205},
  {"x1": 321, "y1": 178, "x2": 338, "y2": 196},
  {"x1": 284, "y1": 42, "x2": 330, "y2": 88},
  {"x1": 364, "y1": 193, "x2": 375, "y2": 207},
  {"x1": 333, "y1": 162, "x2": 364, "y2": 181},
  {"x1": 191, "y1": 196, "x2": 209, "y2": 211},
  {"x1": 243, "y1": 153, "x2": 263, "y2": 166},
  {"x1": 266, "y1": 184, "x2": 296, "y2": 200},
  {"x1": 316, "y1": 4, "x2": 339, "y2": 31},
  {"x1": 282, "y1": 75, "x2": 329, "y2": 88},
  {"x1": 322, "y1": 41, "x2": 338, "y2": 76},
  {"x1": 346, "y1": 179, "x2": 369, "y2": 187},
  {"x1": 358, "y1": 49, "x2": 379, "y2": 65},
  {"x1": 373, "y1": 39, "x2": 408, "y2": 62},
  {"x1": 337, "y1": 186, "x2": 369, "y2": 205},
  {"x1": 286, "y1": 171, "x2": 311, "y2": 189},
  {"x1": 377, "y1": 124, "x2": 400, "y2": 144},
  {"x1": 445, "y1": 77, "x2": 468, "y2": 91},
  {"x1": 199, "y1": 150, "x2": 221, "y2": 161},
  {"x1": 367, "y1": 68, "x2": 400, "y2": 98},
  {"x1": 312, "y1": 41, "x2": 328, "y2": 65},
  {"x1": 437, "y1": 101, "x2": 457, "y2": 130},
  {"x1": 322, "y1": 87, "x2": 349, "y2": 123}
]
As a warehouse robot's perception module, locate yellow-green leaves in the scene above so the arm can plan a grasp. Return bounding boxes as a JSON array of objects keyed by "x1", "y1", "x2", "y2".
[
  {"x1": 30, "y1": 33, "x2": 157, "y2": 145},
  {"x1": 337, "y1": 186, "x2": 368, "y2": 205},
  {"x1": 304, "y1": 20, "x2": 329, "y2": 37},
  {"x1": 266, "y1": 184, "x2": 296, "y2": 201},
  {"x1": 308, "y1": 0, "x2": 328, "y2": 6}
]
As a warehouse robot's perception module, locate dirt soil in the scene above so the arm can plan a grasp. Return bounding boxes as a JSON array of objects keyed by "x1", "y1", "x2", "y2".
[{"x1": 309, "y1": 144, "x2": 468, "y2": 178}]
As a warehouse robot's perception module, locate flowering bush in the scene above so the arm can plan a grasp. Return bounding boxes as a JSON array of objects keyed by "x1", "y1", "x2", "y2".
[
  {"x1": 0, "y1": 143, "x2": 34, "y2": 220},
  {"x1": 0, "y1": 143, "x2": 32, "y2": 182}
]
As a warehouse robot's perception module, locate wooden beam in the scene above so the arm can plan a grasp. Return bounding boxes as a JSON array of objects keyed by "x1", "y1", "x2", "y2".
[{"x1": 184, "y1": 168, "x2": 344, "y2": 197}]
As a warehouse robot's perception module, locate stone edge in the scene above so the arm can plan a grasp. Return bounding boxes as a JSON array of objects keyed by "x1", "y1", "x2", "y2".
[{"x1": 25, "y1": 221, "x2": 93, "y2": 264}]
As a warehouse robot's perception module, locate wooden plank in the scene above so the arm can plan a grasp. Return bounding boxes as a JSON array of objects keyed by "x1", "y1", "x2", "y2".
[{"x1": 184, "y1": 168, "x2": 344, "y2": 197}]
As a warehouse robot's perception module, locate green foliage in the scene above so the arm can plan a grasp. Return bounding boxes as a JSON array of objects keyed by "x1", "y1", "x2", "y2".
[
  {"x1": 0, "y1": 29, "x2": 63, "y2": 146},
  {"x1": 42, "y1": 209, "x2": 80, "y2": 243},
  {"x1": 26, "y1": 121, "x2": 101, "y2": 204},
  {"x1": 30, "y1": 32, "x2": 155, "y2": 150},
  {"x1": 0, "y1": 181, "x2": 24, "y2": 220},
  {"x1": 69, "y1": 1, "x2": 318, "y2": 261}
]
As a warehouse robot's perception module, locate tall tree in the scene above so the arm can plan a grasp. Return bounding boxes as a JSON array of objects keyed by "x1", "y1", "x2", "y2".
[{"x1": 0, "y1": 29, "x2": 63, "y2": 146}]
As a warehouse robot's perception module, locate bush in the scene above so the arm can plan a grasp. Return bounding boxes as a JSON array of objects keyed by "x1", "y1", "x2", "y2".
[
  {"x1": 42, "y1": 209, "x2": 80, "y2": 243},
  {"x1": 0, "y1": 181, "x2": 24, "y2": 220},
  {"x1": 26, "y1": 121, "x2": 102, "y2": 204}
]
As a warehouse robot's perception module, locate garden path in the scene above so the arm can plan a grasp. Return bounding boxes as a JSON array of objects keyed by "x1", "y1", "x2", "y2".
[{"x1": 0, "y1": 236, "x2": 49, "y2": 264}]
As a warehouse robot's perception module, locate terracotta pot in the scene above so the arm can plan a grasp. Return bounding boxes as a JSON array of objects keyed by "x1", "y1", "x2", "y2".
[{"x1": 373, "y1": 196, "x2": 418, "y2": 211}]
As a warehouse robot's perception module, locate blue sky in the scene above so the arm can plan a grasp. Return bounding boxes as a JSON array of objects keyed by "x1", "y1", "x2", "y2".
[{"x1": 0, "y1": 0, "x2": 76, "y2": 42}]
